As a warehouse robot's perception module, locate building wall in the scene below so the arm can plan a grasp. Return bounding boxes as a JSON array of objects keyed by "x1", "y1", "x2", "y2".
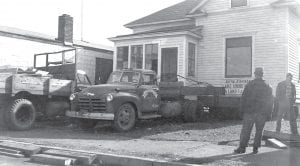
[
  {"x1": 76, "y1": 48, "x2": 113, "y2": 84},
  {"x1": 288, "y1": 9, "x2": 300, "y2": 99},
  {"x1": 195, "y1": 6, "x2": 288, "y2": 93},
  {"x1": 202, "y1": 0, "x2": 272, "y2": 12}
]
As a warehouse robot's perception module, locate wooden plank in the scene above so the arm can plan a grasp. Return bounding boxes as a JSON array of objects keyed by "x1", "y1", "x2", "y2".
[
  {"x1": 263, "y1": 130, "x2": 300, "y2": 141},
  {"x1": 265, "y1": 138, "x2": 288, "y2": 149},
  {"x1": 0, "y1": 151, "x2": 24, "y2": 158},
  {"x1": 31, "y1": 154, "x2": 76, "y2": 166},
  {"x1": 0, "y1": 147, "x2": 22, "y2": 154},
  {"x1": 12, "y1": 74, "x2": 50, "y2": 95},
  {"x1": 0, "y1": 141, "x2": 41, "y2": 157},
  {"x1": 43, "y1": 149, "x2": 96, "y2": 165},
  {"x1": 49, "y1": 79, "x2": 73, "y2": 96}
]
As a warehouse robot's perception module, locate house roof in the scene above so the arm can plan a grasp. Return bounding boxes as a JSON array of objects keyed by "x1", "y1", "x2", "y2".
[
  {"x1": 0, "y1": 25, "x2": 113, "y2": 52},
  {"x1": 110, "y1": 24, "x2": 202, "y2": 41},
  {"x1": 125, "y1": 0, "x2": 204, "y2": 28}
]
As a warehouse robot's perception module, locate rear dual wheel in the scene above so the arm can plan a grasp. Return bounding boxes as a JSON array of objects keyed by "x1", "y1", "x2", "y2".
[{"x1": 183, "y1": 100, "x2": 204, "y2": 122}]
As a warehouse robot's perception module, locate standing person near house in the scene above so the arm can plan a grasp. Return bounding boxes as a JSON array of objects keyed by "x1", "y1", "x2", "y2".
[
  {"x1": 275, "y1": 73, "x2": 299, "y2": 135},
  {"x1": 234, "y1": 67, "x2": 273, "y2": 154}
]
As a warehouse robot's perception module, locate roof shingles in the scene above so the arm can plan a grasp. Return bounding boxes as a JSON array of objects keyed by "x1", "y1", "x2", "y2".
[{"x1": 125, "y1": 0, "x2": 203, "y2": 27}]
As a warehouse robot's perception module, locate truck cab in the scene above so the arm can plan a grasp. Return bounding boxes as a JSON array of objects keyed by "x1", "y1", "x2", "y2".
[{"x1": 66, "y1": 69, "x2": 160, "y2": 131}]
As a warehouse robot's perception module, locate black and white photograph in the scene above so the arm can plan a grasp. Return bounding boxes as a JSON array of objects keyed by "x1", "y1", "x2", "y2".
[{"x1": 0, "y1": 0, "x2": 299, "y2": 165}]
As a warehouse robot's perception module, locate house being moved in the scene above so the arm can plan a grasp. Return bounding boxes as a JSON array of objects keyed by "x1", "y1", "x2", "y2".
[{"x1": 110, "y1": 0, "x2": 300, "y2": 100}]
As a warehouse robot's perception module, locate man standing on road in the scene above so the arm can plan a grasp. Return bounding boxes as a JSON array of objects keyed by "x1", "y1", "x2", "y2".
[
  {"x1": 234, "y1": 67, "x2": 273, "y2": 154},
  {"x1": 275, "y1": 73, "x2": 299, "y2": 135}
]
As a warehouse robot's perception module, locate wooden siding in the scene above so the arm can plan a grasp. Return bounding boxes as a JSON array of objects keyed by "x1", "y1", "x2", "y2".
[
  {"x1": 76, "y1": 48, "x2": 112, "y2": 84},
  {"x1": 288, "y1": 10, "x2": 300, "y2": 99},
  {"x1": 195, "y1": 7, "x2": 288, "y2": 90},
  {"x1": 202, "y1": 0, "x2": 271, "y2": 13}
]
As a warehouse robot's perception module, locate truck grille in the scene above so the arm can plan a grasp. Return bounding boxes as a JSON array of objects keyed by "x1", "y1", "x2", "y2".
[{"x1": 78, "y1": 97, "x2": 106, "y2": 112}]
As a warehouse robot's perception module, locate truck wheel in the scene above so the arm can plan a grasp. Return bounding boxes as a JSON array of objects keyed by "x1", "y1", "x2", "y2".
[
  {"x1": 183, "y1": 100, "x2": 203, "y2": 122},
  {"x1": 78, "y1": 119, "x2": 98, "y2": 130},
  {"x1": 113, "y1": 103, "x2": 136, "y2": 132},
  {"x1": 5, "y1": 99, "x2": 36, "y2": 130}
]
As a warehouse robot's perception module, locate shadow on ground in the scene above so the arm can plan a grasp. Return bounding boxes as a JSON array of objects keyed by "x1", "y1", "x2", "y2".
[{"x1": 178, "y1": 147, "x2": 300, "y2": 166}]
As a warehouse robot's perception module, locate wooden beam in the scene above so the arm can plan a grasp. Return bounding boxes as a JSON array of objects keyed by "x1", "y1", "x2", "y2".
[
  {"x1": 266, "y1": 138, "x2": 288, "y2": 149},
  {"x1": 31, "y1": 154, "x2": 76, "y2": 166},
  {"x1": 263, "y1": 130, "x2": 300, "y2": 142}
]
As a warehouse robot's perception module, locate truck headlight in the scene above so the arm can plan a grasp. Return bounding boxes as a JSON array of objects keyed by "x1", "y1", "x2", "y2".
[
  {"x1": 69, "y1": 93, "x2": 77, "y2": 101},
  {"x1": 106, "y1": 94, "x2": 113, "y2": 102}
]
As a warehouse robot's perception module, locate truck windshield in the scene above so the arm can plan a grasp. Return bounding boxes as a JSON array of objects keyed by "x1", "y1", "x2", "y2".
[{"x1": 107, "y1": 71, "x2": 140, "y2": 84}]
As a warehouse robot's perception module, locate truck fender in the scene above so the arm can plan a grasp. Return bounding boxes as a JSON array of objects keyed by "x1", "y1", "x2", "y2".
[{"x1": 110, "y1": 92, "x2": 142, "y2": 117}]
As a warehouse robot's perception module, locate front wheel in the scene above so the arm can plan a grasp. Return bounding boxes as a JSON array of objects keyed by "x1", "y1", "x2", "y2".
[
  {"x1": 5, "y1": 99, "x2": 36, "y2": 130},
  {"x1": 113, "y1": 103, "x2": 136, "y2": 132}
]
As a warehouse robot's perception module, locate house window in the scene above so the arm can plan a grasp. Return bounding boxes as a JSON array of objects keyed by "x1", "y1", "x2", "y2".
[
  {"x1": 130, "y1": 45, "x2": 143, "y2": 69},
  {"x1": 116, "y1": 46, "x2": 129, "y2": 69},
  {"x1": 188, "y1": 42, "x2": 196, "y2": 76},
  {"x1": 145, "y1": 44, "x2": 158, "y2": 73},
  {"x1": 231, "y1": 0, "x2": 247, "y2": 8},
  {"x1": 225, "y1": 36, "x2": 252, "y2": 78}
]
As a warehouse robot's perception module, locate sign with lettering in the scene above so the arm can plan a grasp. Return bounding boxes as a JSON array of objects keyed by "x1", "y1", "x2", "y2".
[{"x1": 225, "y1": 79, "x2": 251, "y2": 95}]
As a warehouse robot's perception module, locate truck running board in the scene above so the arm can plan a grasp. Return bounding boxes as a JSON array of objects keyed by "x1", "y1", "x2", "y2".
[{"x1": 139, "y1": 114, "x2": 162, "y2": 120}]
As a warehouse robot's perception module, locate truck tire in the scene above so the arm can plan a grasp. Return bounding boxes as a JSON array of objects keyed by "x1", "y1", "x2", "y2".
[
  {"x1": 183, "y1": 100, "x2": 203, "y2": 122},
  {"x1": 5, "y1": 99, "x2": 36, "y2": 130},
  {"x1": 113, "y1": 103, "x2": 136, "y2": 132},
  {"x1": 78, "y1": 119, "x2": 98, "y2": 130}
]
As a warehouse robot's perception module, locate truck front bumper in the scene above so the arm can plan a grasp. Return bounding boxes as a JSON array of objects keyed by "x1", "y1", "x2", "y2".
[{"x1": 66, "y1": 110, "x2": 114, "y2": 120}]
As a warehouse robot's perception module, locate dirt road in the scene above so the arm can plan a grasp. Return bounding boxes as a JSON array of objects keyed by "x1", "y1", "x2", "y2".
[{"x1": 0, "y1": 117, "x2": 299, "y2": 165}]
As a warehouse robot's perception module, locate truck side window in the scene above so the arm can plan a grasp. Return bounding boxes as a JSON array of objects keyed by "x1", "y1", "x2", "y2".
[{"x1": 142, "y1": 74, "x2": 155, "y2": 85}]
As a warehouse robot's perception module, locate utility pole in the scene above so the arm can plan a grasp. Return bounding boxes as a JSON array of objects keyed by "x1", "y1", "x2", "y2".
[{"x1": 81, "y1": 0, "x2": 84, "y2": 41}]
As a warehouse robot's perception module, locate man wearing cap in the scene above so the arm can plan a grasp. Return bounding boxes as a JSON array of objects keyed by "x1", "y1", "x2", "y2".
[
  {"x1": 275, "y1": 73, "x2": 299, "y2": 135},
  {"x1": 234, "y1": 67, "x2": 273, "y2": 154}
]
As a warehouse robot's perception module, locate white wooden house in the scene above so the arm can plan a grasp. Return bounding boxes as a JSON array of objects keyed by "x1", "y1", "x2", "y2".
[{"x1": 110, "y1": 0, "x2": 300, "y2": 100}]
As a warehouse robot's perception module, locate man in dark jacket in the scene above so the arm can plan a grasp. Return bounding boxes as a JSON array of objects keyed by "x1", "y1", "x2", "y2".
[
  {"x1": 275, "y1": 73, "x2": 298, "y2": 135},
  {"x1": 234, "y1": 67, "x2": 273, "y2": 154}
]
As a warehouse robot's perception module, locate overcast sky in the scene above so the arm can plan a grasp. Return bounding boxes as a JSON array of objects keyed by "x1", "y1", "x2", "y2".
[{"x1": 0, "y1": 0, "x2": 183, "y2": 46}]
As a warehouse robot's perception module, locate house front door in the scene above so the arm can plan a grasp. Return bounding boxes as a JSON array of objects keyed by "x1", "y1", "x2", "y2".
[{"x1": 161, "y1": 47, "x2": 178, "y2": 82}]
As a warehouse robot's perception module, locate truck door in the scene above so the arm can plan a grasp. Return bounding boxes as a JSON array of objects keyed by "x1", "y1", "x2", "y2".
[{"x1": 138, "y1": 73, "x2": 159, "y2": 113}]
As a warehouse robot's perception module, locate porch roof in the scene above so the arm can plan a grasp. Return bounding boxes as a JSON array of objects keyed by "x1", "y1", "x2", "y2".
[{"x1": 110, "y1": 25, "x2": 202, "y2": 41}]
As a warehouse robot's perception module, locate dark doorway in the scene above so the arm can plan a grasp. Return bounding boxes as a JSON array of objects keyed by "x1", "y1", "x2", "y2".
[
  {"x1": 161, "y1": 47, "x2": 178, "y2": 82},
  {"x1": 95, "y1": 58, "x2": 113, "y2": 84}
]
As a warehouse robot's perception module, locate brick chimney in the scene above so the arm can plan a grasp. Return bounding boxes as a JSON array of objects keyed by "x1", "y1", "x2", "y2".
[{"x1": 58, "y1": 14, "x2": 73, "y2": 44}]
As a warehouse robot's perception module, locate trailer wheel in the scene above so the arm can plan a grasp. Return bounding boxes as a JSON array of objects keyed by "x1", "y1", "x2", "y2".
[
  {"x1": 113, "y1": 103, "x2": 136, "y2": 132},
  {"x1": 5, "y1": 99, "x2": 36, "y2": 130},
  {"x1": 78, "y1": 119, "x2": 98, "y2": 130},
  {"x1": 183, "y1": 100, "x2": 203, "y2": 122}
]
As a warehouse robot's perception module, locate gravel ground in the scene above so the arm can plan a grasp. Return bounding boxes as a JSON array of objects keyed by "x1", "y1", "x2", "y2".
[{"x1": 0, "y1": 117, "x2": 299, "y2": 165}]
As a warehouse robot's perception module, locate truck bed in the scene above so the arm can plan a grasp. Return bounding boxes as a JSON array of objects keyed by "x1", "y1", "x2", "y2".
[{"x1": 0, "y1": 73, "x2": 74, "y2": 97}]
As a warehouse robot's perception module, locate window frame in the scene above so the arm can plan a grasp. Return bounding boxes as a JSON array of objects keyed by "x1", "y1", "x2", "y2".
[
  {"x1": 231, "y1": 0, "x2": 248, "y2": 8},
  {"x1": 145, "y1": 43, "x2": 158, "y2": 73},
  {"x1": 225, "y1": 36, "x2": 252, "y2": 78},
  {"x1": 116, "y1": 46, "x2": 129, "y2": 69},
  {"x1": 188, "y1": 42, "x2": 196, "y2": 77},
  {"x1": 130, "y1": 45, "x2": 143, "y2": 69}
]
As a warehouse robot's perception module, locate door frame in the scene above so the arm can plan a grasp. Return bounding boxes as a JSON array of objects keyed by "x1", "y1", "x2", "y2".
[{"x1": 160, "y1": 47, "x2": 178, "y2": 82}]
